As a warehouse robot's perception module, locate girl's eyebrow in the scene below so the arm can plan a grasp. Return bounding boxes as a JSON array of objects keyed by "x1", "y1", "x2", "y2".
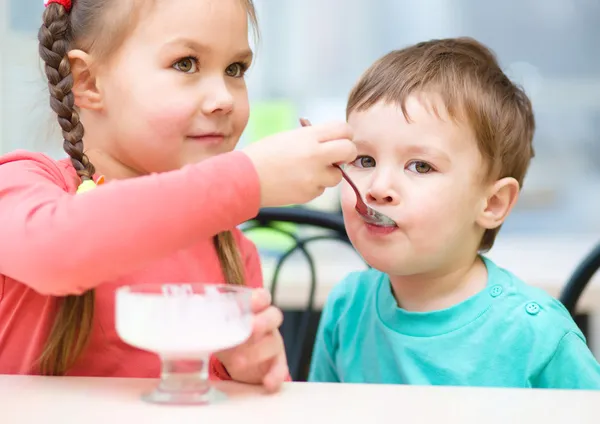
[
  {"x1": 161, "y1": 37, "x2": 253, "y2": 62},
  {"x1": 233, "y1": 49, "x2": 253, "y2": 63}
]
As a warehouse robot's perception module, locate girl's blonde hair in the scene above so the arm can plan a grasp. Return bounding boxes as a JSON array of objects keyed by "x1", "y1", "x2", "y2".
[{"x1": 37, "y1": 0, "x2": 258, "y2": 376}]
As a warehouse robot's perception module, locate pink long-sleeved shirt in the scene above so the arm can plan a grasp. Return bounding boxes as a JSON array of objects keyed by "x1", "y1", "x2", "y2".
[{"x1": 0, "y1": 150, "x2": 262, "y2": 377}]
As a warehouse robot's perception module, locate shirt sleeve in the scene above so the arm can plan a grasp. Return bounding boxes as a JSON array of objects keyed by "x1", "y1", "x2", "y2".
[
  {"x1": 534, "y1": 331, "x2": 600, "y2": 389},
  {"x1": 210, "y1": 355, "x2": 232, "y2": 381},
  {"x1": 308, "y1": 290, "x2": 341, "y2": 383},
  {"x1": 0, "y1": 151, "x2": 261, "y2": 296}
]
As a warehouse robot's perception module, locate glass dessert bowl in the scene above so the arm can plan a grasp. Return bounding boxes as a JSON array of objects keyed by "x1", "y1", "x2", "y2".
[{"x1": 115, "y1": 283, "x2": 253, "y2": 405}]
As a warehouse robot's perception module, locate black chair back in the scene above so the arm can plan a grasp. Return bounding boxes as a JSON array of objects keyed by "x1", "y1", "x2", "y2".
[{"x1": 560, "y1": 242, "x2": 600, "y2": 316}]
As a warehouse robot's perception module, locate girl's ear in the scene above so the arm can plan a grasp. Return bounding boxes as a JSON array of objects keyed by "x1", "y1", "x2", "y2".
[{"x1": 68, "y1": 49, "x2": 103, "y2": 110}]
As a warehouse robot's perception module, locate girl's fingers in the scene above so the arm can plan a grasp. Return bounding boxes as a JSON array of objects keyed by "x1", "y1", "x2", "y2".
[
  {"x1": 250, "y1": 288, "x2": 272, "y2": 313},
  {"x1": 216, "y1": 305, "x2": 282, "y2": 369},
  {"x1": 224, "y1": 328, "x2": 282, "y2": 369},
  {"x1": 251, "y1": 306, "x2": 283, "y2": 341},
  {"x1": 263, "y1": 351, "x2": 289, "y2": 393},
  {"x1": 240, "y1": 331, "x2": 283, "y2": 367}
]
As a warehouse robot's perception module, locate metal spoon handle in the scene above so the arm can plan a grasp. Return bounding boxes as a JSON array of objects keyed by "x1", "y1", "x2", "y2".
[{"x1": 333, "y1": 164, "x2": 367, "y2": 213}]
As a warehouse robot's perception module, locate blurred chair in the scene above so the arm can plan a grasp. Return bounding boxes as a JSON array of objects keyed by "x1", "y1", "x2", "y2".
[
  {"x1": 242, "y1": 206, "x2": 360, "y2": 381},
  {"x1": 560, "y1": 242, "x2": 600, "y2": 316}
]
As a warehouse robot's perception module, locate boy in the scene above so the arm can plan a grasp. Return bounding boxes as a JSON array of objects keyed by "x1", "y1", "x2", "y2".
[{"x1": 309, "y1": 37, "x2": 600, "y2": 388}]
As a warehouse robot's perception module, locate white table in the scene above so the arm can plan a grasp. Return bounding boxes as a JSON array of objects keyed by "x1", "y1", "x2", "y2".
[{"x1": 1, "y1": 375, "x2": 598, "y2": 424}]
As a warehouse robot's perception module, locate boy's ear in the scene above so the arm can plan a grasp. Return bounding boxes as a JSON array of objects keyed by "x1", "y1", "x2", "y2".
[
  {"x1": 477, "y1": 177, "x2": 520, "y2": 230},
  {"x1": 68, "y1": 49, "x2": 103, "y2": 111}
]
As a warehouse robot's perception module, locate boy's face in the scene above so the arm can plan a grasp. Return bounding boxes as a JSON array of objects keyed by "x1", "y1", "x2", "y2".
[{"x1": 343, "y1": 97, "x2": 508, "y2": 277}]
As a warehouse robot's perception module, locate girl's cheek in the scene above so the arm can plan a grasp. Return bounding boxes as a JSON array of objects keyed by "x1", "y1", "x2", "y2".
[{"x1": 144, "y1": 102, "x2": 198, "y2": 137}]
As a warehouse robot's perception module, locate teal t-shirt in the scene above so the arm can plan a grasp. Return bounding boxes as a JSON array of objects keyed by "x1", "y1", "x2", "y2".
[{"x1": 308, "y1": 257, "x2": 600, "y2": 389}]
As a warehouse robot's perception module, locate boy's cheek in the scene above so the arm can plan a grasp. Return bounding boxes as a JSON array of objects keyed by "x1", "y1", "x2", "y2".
[
  {"x1": 340, "y1": 184, "x2": 356, "y2": 209},
  {"x1": 339, "y1": 186, "x2": 358, "y2": 223}
]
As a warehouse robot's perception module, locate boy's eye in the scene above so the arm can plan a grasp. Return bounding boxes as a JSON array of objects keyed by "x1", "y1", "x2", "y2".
[
  {"x1": 225, "y1": 62, "x2": 248, "y2": 78},
  {"x1": 351, "y1": 155, "x2": 376, "y2": 168},
  {"x1": 407, "y1": 160, "x2": 433, "y2": 174},
  {"x1": 173, "y1": 57, "x2": 198, "y2": 73}
]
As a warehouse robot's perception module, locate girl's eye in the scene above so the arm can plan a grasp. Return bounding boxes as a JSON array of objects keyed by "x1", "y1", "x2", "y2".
[
  {"x1": 407, "y1": 160, "x2": 433, "y2": 174},
  {"x1": 225, "y1": 62, "x2": 248, "y2": 78},
  {"x1": 173, "y1": 57, "x2": 198, "y2": 73},
  {"x1": 351, "y1": 155, "x2": 376, "y2": 168}
]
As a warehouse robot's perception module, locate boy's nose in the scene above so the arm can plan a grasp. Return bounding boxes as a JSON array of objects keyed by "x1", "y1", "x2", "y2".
[
  {"x1": 366, "y1": 173, "x2": 400, "y2": 205},
  {"x1": 366, "y1": 190, "x2": 396, "y2": 205}
]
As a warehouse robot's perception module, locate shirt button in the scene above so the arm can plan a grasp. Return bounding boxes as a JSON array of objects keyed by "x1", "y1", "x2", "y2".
[
  {"x1": 490, "y1": 285, "x2": 503, "y2": 297},
  {"x1": 525, "y1": 302, "x2": 540, "y2": 315}
]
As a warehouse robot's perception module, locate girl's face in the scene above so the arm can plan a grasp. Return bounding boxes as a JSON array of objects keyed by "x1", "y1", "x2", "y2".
[{"x1": 82, "y1": 0, "x2": 253, "y2": 177}]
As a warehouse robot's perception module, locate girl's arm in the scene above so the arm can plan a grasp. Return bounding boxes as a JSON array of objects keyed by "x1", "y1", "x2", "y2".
[{"x1": 0, "y1": 150, "x2": 260, "y2": 296}]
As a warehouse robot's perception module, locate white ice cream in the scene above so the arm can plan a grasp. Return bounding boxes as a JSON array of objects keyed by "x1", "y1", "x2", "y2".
[{"x1": 115, "y1": 289, "x2": 252, "y2": 357}]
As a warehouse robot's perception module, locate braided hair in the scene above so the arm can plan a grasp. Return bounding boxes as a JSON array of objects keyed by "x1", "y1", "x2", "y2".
[{"x1": 37, "y1": 2, "x2": 96, "y2": 376}]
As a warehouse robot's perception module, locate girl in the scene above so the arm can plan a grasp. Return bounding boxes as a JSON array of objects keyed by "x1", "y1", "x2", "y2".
[{"x1": 0, "y1": 0, "x2": 356, "y2": 393}]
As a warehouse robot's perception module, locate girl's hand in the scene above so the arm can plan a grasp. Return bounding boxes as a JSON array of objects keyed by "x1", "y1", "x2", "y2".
[
  {"x1": 242, "y1": 121, "x2": 356, "y2": 207},
  {"x1": 216, "y1": 289, "x2": 288, "y2": 392}
]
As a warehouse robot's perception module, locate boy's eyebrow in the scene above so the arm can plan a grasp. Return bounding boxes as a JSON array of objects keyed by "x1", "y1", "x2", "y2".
[
  {"x1": 353, "y1": 139, "x2": 370, "y2": 148},
  {"x1": 162, "y1": 37, "x2": 253, "y2": 62},
  {"x1": 354, "y1": 139, "x2": 451, "y2": 161},
  {"x1": 404, "y1": 144, "x2": 450, "y2": 160}
]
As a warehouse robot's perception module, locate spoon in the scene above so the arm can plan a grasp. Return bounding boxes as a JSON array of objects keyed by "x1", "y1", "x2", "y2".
[{"x1": 299, "y1": 118, "x2": 397, "y2": 227}]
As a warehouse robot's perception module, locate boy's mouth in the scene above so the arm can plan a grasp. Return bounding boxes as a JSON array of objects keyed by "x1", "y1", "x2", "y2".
[{"x1": 364, "y1": 222, "x2": 398, "y2": 235}]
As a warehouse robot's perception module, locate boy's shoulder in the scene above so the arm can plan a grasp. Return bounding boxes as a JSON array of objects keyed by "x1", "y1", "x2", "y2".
[
  {"x1": 485, "y1": 257, "x2": 600, "y2": 388},
  {"x1": 484, "y1": 256, "x2": 585, "y2": 344}
]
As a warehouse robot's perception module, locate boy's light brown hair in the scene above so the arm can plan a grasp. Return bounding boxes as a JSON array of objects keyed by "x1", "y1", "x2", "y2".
[{"x1": 347, "y1": 37, "x2": 535, "y2": 252}]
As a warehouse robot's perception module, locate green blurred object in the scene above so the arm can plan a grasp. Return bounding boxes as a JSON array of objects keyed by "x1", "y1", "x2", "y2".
[
  {"x1": 245, "y1": 100, "x2": 297, "y2": 143},
  {"x1": 244, "y1": 223, "x2": 298, "y2": 255},
  {"x1": 245, "y1": 100, "x2": 298, "y2": 253}
]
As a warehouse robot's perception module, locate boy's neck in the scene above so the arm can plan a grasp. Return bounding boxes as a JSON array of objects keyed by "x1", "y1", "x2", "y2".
[{"x1": 388, "y1": 256, "x2": 488, "y2": 312}]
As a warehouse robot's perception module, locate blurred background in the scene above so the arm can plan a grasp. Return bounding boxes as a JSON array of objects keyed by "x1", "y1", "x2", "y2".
[{"x1": 3, "y1": 0, "x2": 600, "y2": 237}]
